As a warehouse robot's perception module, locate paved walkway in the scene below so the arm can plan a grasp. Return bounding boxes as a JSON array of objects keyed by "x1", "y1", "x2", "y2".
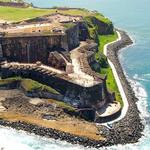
[
  {"x1": 96, "y1": 101, "x2": 121, "y2": 117},
  {"x1": 69, "y1": 42, "x2": 99, "y2": 87},
  {"x1": 102, "y1": 31, "x2": 129, "y2": 124}
]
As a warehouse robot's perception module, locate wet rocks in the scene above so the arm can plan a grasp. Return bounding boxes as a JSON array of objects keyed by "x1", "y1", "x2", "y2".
[{"x1": 104, "y1": 29, "x2": 144, "y2": 145}]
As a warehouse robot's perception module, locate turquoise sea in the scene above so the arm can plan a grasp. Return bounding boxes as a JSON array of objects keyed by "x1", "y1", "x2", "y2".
[{"x1": 1, "y1": 0, "x2": 150, "y2": 149}]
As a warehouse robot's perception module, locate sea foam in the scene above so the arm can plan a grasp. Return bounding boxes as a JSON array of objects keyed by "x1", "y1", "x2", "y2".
[{"x1": 105, "y1": 73, "x2": 150, "y2": 150}]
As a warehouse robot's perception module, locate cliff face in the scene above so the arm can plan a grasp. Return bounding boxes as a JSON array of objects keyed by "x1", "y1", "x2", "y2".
[
  {"x1": 93, "y1": 17, "x2": 114, "y2": 35},
  {"x1": 84, "y1": 16, "x2": 114, "y2": 36},
  {"x1": 78, "y1": 22, "x2": 89, "y2": 41}
]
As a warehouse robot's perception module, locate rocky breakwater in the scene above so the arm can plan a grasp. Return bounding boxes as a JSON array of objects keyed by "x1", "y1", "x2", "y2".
[
  {"x1": 0, "y1": 120, "x2": 109, "y2": 148},
  {"x1": 99, "y1": 30, "x2": 144, "y2": 145}
]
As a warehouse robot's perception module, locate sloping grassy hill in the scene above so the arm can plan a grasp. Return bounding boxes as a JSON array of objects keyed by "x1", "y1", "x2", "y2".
[
  {"x1": 0, "y1": 77, "x2": 60, "y2": 95},
  {"x1": 0, "y1": 6, "x2": 111, "y2": 23},
  {"x1": 0, "y1": 7, "x2": 56, "y2": 21}
]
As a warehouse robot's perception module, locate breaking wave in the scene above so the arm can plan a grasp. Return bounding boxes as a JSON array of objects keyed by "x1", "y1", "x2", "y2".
[
  {"x1": 129, "y1": 76, "x2": 149, "y2": 118},
  {"x1": 143, "y1": 73, "x2": 150, "y2": 77},
  {"x1": 133, "y1": 74, "x2": 150, "y2": 82},
  {"x1": 0, "y1": 126, "x2": 91, "y2": 150},
  {"x1": 105, "y1": 73, "x2": 150, "y2": 150}
]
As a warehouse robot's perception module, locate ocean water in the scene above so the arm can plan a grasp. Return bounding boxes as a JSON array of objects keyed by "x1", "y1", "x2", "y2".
[{"x1": 1, "y1": 0, "x2": 150, "y2": 149}]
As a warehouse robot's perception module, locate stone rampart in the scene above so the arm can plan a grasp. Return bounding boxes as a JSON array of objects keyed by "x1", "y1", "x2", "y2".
[
  {"x1": 1, "y1": 62, "x2": 106, "y2": 109},
  {"x1": 1, "y1": 24, "x2": 79, "y2": 64},
  {"x1": 65, "y1": 24, "x2": 79, "y2": 50}
]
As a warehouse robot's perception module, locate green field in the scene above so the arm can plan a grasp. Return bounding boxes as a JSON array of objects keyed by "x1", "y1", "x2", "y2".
[
  {"x1": 101, "y1": 67, "x2": 123, "y2": 106},
  {"x1": 0, "y1": 6, "x2": 111, "y2": 23},
  {"x1": 97, "y1": 33, "x2": 123, "y2": 106},
  {"x1": 0, "y1": 77, "x2": 60, "y2": 95},
  {"x1": 0, "y1": 7, "x2": 56, "y2": 22},
  {"x1": 98, "y1": 33, "x2": 118, "y2": 53}
]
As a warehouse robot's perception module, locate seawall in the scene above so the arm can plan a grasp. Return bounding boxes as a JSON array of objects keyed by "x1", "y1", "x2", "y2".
[{"x1": 101, "y1": 30, "x2": 144, "y2": 145}]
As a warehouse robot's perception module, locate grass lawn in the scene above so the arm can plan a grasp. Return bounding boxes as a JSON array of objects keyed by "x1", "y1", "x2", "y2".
[
  {"x1": 0, "y1": 6, "x2": 111, "y2": 23},
  {"x1": 20, "y1": 79, "x2": 59, "y2": 94},
  {"x1": 48, "y1": 99, "x2": 76, "y2": 112},
  {"x1": 0, "y1": 7, "x2": 56, "y2": 22},
  {"x1": 0, "y1": 77, "x2": 60, "y2": 95},
  {"x1": 98, "y1": 32, "x2": 123, "y2": 106},
  {"x1": 101, "y1": 68, "x2": 123, "y2": 106},
  {"x1": 99, "y1": 32, "x2": 118, "y2": 53}
]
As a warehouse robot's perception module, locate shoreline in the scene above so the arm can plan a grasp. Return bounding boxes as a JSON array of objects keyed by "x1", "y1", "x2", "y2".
[
  {"x1": 103, "y1": 30, "x2": 129, "y2": 124},
  {"x1": 102, "y1": 29, "x2": 144, "y2": 145},
  {"x1": 0, "y1": 29, "x2": 144, "y2": 148}
]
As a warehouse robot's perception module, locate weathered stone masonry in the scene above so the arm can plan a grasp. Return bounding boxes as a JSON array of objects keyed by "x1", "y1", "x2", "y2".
[
  {"x1": 0, "y1": 13, "x2": 118, "y2": 122},
  {"x1": 0, "y1": 25, "x2": 79, "y2": 64},
  {"x1": 1, "y1": 63, "x2": 107, "y2": 109}
]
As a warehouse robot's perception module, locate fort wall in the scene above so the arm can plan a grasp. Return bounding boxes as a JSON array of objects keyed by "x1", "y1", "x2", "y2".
[
  {"x1": 0, "y1": 13, "x2": 116, "y2": 118},
  {"x1": 1, "y1": 24, "x2": 80, "y2": 64},
  {"x1": 1, "y1": 63, "x2": 107, "y2": 109},
  {"x1": 65, "y1": 24, "x2": 79, "y2": 50},
  {"x1": 1, "y1": 35, "x2": 64, "y2": 63}
]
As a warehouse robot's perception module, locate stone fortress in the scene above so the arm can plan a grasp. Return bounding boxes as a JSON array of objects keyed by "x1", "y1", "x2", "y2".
[{"x1": 0, "y1": 13, "x2": 121, "y2": 122}]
